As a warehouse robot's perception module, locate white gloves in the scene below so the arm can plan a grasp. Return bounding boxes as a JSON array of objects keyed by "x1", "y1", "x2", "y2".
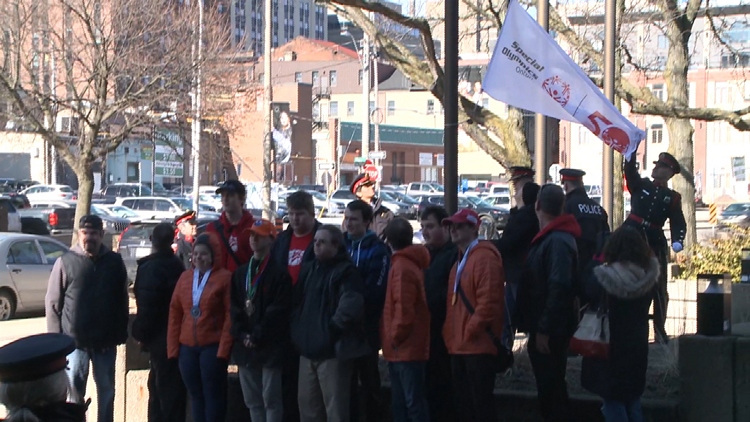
[{"x1": 672, "y1": 242, "x2": 683, "y2": 253}]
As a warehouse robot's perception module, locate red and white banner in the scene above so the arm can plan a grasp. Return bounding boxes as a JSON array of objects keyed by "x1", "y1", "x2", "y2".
[{"x1": 482, "y1": 0, "x2": 645, "y2": 159}]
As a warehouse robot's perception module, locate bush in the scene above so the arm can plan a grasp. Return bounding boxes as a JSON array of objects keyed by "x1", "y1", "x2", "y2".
[{"x1": 681, "y1": 225, "x2": 750, "y2": 282}]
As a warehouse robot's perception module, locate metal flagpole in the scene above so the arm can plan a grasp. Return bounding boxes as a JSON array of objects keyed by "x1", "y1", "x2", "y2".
[
  {"x1": 534, "y1": 0, "x2": 549, "y2": 186},
  {"x1": 602, "y1": 0, "x2": 616, "y2": 227},
  {"x1": 444, "y1": 0, "x2": 459, "y2": 214},
  {"x1": 191, "y1": 0, "x2": 204, "y2": 209},
  {"x1": 361, "y1": 34, "x2": 371, "y2": 159},
  {"x1": 262, "y1": 0, "x2": 273, "y2": 219}
]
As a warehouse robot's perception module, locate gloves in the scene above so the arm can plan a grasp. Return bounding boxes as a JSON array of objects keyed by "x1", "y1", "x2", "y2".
[{"x1": 672, "y1": 242, "x2": 683, "y2": 253}]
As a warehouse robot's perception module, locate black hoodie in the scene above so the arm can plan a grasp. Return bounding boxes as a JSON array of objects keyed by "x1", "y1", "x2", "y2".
[
  {"x1": 290, "y1": 248, "x2": 369, "y2": 361},
  {"x1": 132, "y1": 250, "x2": 186, "y2": 349}
]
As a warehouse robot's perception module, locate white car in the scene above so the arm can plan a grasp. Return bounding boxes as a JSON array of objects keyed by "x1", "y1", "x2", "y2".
[
  {"x1": 114, "y1": 197, "x2": 185, "y2": 221},
  {"x1": 484, "y1": 194, "x2": 512, "y2": 209},
  {"x1": 101, "y1": 205, "x2": 142, "y2": 221},
  {"x1": 21, "y1": 184, "x2": 75, "y2": 201}
]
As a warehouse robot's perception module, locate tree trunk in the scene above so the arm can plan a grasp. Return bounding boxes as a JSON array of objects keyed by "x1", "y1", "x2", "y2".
[
  {"x1": 613, "y1": 153, "x2": 624, "y2": 227},
  {"x1": 71, "y1": 164, "x2": 95, "y2": 247}
]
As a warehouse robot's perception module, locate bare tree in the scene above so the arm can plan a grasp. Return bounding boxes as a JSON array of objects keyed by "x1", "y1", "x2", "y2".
[
  {"x1": 0, "y1": 0, "x2": 229, "y2": 235},
  {"x1": 328, "y1": 0, "x2": 750, "y2": 249}
]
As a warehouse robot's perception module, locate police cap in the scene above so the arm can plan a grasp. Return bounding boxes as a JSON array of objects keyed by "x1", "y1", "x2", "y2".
[
  {"x1": 559, "y1": 168, "x2": 586, "y2": 183},
  {"x1": 350, "y1": 173, "x2": 375, "y2": 194},
  {"x1": 175, "y1": 210, "x2": 197, "y2": 226},
  {"x1": 654, "y1": 152, "x2": 681, "y2": 175},
  {"x1": 508, "y1": 166, "x2": 535, "y2": 181},
  {"x1": 0, "y1": 333, "x2": 75, "y2": 383}
]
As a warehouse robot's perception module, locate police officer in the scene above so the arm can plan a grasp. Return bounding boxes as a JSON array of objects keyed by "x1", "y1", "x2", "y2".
[
  {"x1": 560, "y1": 168, "x2": 611, "y2": 276},
  {"x1": 0, "y1": 333, "x2": 87, "y2": 421},
  {"x1": 350, "y1": 173, "x2": 394, "y2": 238},
  {"x1": 173, "y1": 210, "x2": 196, "y2": 269},
  {"x1": 623, "y1": 152, "x2": 686, "y2": 344}
]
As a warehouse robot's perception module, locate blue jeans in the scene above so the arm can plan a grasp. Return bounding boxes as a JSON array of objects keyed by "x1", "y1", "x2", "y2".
[
  {"x1": 67, "y1": 347, "x2": 117, "y2": 422},
  {"x1": 178, "y1": 343, "x2": 228, "y2": 422},
  {"x1": 388, "y1": 361, "x2": 429, "y2": 422},
  {"x1": 602, "y1": 398, "x2": 644, "y2": 422}
]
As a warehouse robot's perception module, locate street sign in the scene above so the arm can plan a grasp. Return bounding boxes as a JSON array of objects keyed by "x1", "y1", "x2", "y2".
[
  {"x1": 354, "y1": 157, "x2": 367, "y2": 165},
  {"x1": 364, "y1": 163, "x2": 380, "y2": 182},
  {"x1": 732, "y1": 156, "x2": 746, "y2": 182},
  {"x1": 150, "y1": 129, "x2": 184, "y2": 178},
  {"x1": 318, "y1": 162, "x2": 335, "y2": 171},
  {"x1": 368, "y1": 151, "x2": 387, "y2": 160}
]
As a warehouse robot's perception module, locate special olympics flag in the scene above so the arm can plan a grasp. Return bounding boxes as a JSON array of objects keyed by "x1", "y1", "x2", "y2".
[{"x1": 482, "y1": 0, "x2": 645, "y2": 159}]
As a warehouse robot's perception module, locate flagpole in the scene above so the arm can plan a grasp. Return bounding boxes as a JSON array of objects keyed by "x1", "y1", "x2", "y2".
[
  {"x1": 603, "y1": 0, "x2": 616, "y2": 227},
  {"x1": 534, "y1": 0, "x2": 549, "y2": 186},
  {"x1": 444, "y1": 0, "x2": 459, "y2": 214}
]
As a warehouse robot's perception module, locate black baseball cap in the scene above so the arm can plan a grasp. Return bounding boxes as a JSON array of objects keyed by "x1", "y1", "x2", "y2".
[
  {"x1": 216, "y1": 180, "x2": 246, "y2": 197},
  {"x1": 79, "y1": 214, "x2": 103, "y2": 230}
]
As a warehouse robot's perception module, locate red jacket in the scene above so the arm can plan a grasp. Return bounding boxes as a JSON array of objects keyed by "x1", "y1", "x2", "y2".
[
  {"x1": 381, "y1": 245, "x2": 431, "y2": 362},
  {"x1": 205, "y1": 210, "x2": 255, "y2": 272},
  {"x1": 167, "y1": 232, "x2": 234, "y2": 359},
  {"x1": 443, "y1": 241, "x2": 505, "y2": 355}
]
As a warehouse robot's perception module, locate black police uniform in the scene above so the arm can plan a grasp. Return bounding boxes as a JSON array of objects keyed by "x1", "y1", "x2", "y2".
[
  {"x1": 561, "y1": 169, "x2": 611, "y2": 277},
  {"x1": 622, "y1": 155, "x2": 686, "y2": 342},
  {"x1": 0, "y1": 333, "x2": 87, "y2": 422},
  {"x1": 174, "y1": 211, "x2": 196, "y2": 269}
]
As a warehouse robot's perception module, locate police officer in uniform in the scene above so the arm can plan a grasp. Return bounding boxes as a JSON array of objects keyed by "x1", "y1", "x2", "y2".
[
  {"x1": 173, "y1": 210, "x2": 197, "y2": 269},
  {"x1": 350, "y1": 173, "x2": 394, "y2": 238},
  {"x1": 623, "y1": 152, "x2": 686, "y2": 344},
  {"x1": 508, "y1": 166, "x2": 536, "y2": 209},
  {"x1": 560, "y1": 168, "x2": 611, "y2": 276},
  {"x1": 0, "y1": 333, "x2": 87, "y2": 422}
]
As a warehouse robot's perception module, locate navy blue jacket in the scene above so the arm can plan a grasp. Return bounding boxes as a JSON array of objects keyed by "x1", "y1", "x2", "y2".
[{"x1": 345, "y1": 230, "x2": 390, "y2": 350}]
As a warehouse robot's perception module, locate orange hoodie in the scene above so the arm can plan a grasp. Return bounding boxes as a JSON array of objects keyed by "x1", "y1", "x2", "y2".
[
  {"x1": 380, "y1": 244, "x2": 431, "y2": 362},
  {"x1": 442, "y1": 241, "x2": 505, "y2": 355},
  {"x1": 167, "y1": 232, "x2": 234, "y2": 359}
]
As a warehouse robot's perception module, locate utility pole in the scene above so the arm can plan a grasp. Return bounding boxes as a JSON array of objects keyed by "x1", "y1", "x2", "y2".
[
  {"x1": 361, "y1": 34, "x2": 370, "y2": 160},
  {"x1": 191, "y1": 0, "x2": 204, "y2": 209},
  {"x1": 534, "y1": 0, "x2": 549, "y2": 186},
  {"x1": 262, "y1": 0, "x2": 273, "y2": 219},
  {"x1": 373, "y1": 45, "x2": 380, "y2": 178},
  {"x1": 444, "y1": 0, "x2": 458, "y2": 213},
  {"x1": 151, "y1": 126, "x2": 156, "y2": 191},
  {"x1": 49, "y1": 48, "x2": 57, "y2": 185},
  {"x1": 603, "y1": 0, "x2": 616, "y2": 227}
]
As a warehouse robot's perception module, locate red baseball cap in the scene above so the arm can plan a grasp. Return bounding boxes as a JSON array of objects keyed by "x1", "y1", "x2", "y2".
[
  {"x1": 244, "y1": 219, "x2": 277, "y2": 239},
  {"x1": 442, "y1": 208, "x2": 480, "y2": 228}
]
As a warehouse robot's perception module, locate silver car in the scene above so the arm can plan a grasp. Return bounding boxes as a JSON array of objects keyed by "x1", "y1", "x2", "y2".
[{"x1": 0, "y1": 234, "x2": 69, "y2": 321}]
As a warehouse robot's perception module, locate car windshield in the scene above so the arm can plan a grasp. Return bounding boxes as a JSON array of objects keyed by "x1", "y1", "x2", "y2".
[
  {"x1": 725, "y1": 203, "x2": 750, "y2": 213},
  {"x1": 172, "y1": 198, "x2": 192, "y2": 210},
  {"x1": 465, "y1": 196, "x2": 493, "y2": 207},
  {"x1": 90, "y1": 205, "x2": 111, "y2": 217},
  {"x1": 393, "y1": 193, "x2": 418, "y2": 204},
  {"x1": 379, "y1": 192, "x2": 397, "y2": 202},
  {"x1": 59, "y1": 186, "x2": 73, "y2": 193},
  {"x1": 121, "y1": 224, "x2": 158, "y2": 242},
  {"x1": 108, "y1": 206, "x2": 139, "y2": 218},
  {"x1": 431, "y1": 184, "x2": 444, "y2": 192},
  {"x1": 309, "y1": 192, "x2": 327, "y2": 201},
  {"x1": 490, "y1": 196, "x2": 511, "y2": 206}
]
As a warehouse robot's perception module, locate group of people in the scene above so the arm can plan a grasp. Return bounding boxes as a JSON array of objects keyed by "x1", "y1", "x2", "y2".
[{"x1": 0, "y1": 151, "x2": 687, "y2": 422}]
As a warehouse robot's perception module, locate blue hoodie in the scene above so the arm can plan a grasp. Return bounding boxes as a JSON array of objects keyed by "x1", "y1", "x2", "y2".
[{"x1": 345, "y1": 230, "x2": 391, "y2": 350}]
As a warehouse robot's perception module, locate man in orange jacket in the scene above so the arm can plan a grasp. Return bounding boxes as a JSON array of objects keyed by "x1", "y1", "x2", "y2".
[
  {"x1": 442, "y1": 208, "x2": 504, "y2": 422},
  {"x1": 381, "y1": 218, "x2": 431, "y2": 421}
]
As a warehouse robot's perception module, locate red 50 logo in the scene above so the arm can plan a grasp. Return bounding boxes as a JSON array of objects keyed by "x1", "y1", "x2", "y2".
[{"x1": 584, "y1": 111, "x2": 630, "y2": 153}]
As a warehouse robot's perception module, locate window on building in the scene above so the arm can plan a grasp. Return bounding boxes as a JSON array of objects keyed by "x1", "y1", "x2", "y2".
[
  {"x1": 312, "y1": 71, "x2": 319, "y2": 86},
  {"x1": 295, "y1": 72, "x2": 302, "y2": 83},
  {"x1": 329, "y1": 70, "x2": 337, "y2": 87},
  {"x1": 427, "y1": 99, "x2": 435, "y2": 114},
  {"x1": 657, "y1": 34, "x2": 668, "y2": 49},
  {"x1": 721, "y1": 53, "x2": 750, "y2": 68},
  {"x1": 358, "y1": 69, "x2": 363, "y2": 85},
  {"x1": 651, "y1": 84, "x2": 664, "y2": 101},
  {"x1": 329, "y1": 101, "x2": 339, "y2": 117},
  {"x1": 651, "y1": 124, "x2": 663, "y2": 143},
  {"x1": 387, "y1": 100, "x2": 395, "y2": 116},
  {"x1": 347, "y1": 101, "x2": 355, "y2": 116}
]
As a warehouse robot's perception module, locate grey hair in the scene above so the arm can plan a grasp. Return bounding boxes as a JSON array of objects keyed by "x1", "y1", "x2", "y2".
[{"x1": 0, "y1": 370, "x2": 72, "y2": 422}]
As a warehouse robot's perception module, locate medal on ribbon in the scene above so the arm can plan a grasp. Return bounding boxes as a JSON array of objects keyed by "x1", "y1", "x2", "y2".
[
  {"x1": 245, "y1": 256, "x2": 269, "y2": 317},
  {"x1": 191, "y1": 306, "x2": 201, "y2": 318}
]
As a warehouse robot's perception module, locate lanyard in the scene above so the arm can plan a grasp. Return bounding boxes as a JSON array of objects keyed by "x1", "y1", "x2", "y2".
[
  {"x1": 245, "y1": 255, "x2": 269, "y2": 299},
  {"x1": 192, "y1": 270, "x2": 211, "y2": 308},
  {"x1": 453, "y1": 239, "x2": 479, "y2": 298}
]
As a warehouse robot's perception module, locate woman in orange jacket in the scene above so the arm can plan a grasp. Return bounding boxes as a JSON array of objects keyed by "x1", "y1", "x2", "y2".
[{"x1": 168, "y1": 233, "x2": 233, "y2": 422}]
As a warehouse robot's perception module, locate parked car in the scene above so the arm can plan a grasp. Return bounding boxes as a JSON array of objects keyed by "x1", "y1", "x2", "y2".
[
  {"x1": 21, "y1": 184, "x2": 76, "y2": 201},
  {"x1": 0, "y1": 233, "x2": 69, "y2": 320},
  {"x1": 172, "y1": 197, "x2": 218, "y2": 213},
  {"x1": 94, "y1": 184, "x2": 154, "y2": 204},
  {"x1": 483, "y1": 184, "x2": 511, "y2": 197},
  {"x1": 0, "y1": 197, "x2": 23, "y2": 232},
  {"x1": 28, "y1": 200, "x2": 129, "y2": 233},
  {"x1": 379, "y1": 191, "x2": 418, "y2": 219},
  {"x1": 484, "y1": 194, "x2": 512, "y2": 209},
  {"x1": 307, "y1": 191, "x2": 345, "y2": 216},
  {"x1": 417, "y1": 195, "x2": 507, "y2": 235},
  {"x1": 14, "y1": 200, "x2": 76, "y2": 234},
  {"x1": 406, "y1": 182, "x2": 442, "y2": 196},
  {"x1": 114, "y1": 196, "x2": 186, "y2": 221},
  {"x1": 101, "y1": 205, "x2": 142, "y2": 221},
  {"x1": 719, "y1": 202, "x2": 750, "y2": 227},
  {"x1": 118, "y1": 220, "x2": 165, "y2": 286}
]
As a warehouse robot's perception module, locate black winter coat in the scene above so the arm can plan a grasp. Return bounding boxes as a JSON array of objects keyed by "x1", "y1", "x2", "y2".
[
  {"x1": 424, "y1": 241, "x2": 458, "y2": 357},
  {"x1": 493, "y1": 204, "x2": 539, "y2": 286},
  {"x1": 230, "y1": 254, "x2": 292, "y2": 368},
  {"x1": 564, "y1": 187, "x2": 610, "y2": 272},
  {"x1": 517, "y1": 215, "x2": 580, "y2": 337},
  {"x1": 132, "y1": 250, "x2": 186, "y2": 350},
  {"x1": 290, "y1": 249, "x2": 369, "y2": 361},
  {"x1": 581, "y1": 258, "x2": 659, "y2": 401}
]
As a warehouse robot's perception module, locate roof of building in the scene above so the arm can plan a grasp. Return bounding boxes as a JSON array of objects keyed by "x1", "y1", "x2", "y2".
[{"x1": 339, "y1": 121, "x2": 443, "y2": 146}]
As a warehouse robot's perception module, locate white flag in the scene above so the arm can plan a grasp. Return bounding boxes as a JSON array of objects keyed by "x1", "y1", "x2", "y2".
[{"x1": 482, "y1": 0, "x2": 645, "y2": 159}]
